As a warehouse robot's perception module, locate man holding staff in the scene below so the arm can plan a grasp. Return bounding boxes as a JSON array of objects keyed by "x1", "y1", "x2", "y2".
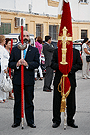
[
  {"x1": 51, "y1": 0, "x2": 82, "y2": 129},
  {"x1": 9, "y1": 31, "x2": 39, "y2": 128},
  {"x1": 51, "y1": 48, "x2": 82, "y2": 128}
]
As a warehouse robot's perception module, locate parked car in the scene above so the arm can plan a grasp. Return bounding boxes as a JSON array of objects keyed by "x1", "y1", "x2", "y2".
[
  {"x1": 73, "y1": 43, "x2": 82, "y2": 57},
  {"x1": 51, "y1": 40, "x2": 58, "y2": 48},
  {"x1": 3, "y1": 33, "x2": 35, "y2": 47},
  {"x1": 73, "y1": 39, "x2": 84, "y2": 43},
  {"x1": 51, "y1": 40, "x2": 82, "y2": 54}
]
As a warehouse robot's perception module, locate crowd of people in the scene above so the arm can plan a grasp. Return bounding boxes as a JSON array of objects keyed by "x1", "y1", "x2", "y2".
[{"x1": 0, "y1": 32, "x2": 90, "y2": 129}]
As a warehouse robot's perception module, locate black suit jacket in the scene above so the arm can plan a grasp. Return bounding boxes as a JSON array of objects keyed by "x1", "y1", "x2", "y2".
[
  {"x1": 43, "y1": 42, "x2": 55, "y2": 67},
  {"x1": 51, "y1": 48, "x2": 82, "y2": 88},
  {"x1": 9, "y1": 45, "x2": 40, "y2": 85}
]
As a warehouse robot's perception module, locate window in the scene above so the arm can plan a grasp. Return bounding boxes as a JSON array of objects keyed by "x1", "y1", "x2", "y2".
[
  {"x1": 81, "y1": 30, "x2": 87, "y2": 39},
  {"x1": 80, "y1": 0, "x2": 87, "y2": 3},
  {"x1": 0, "y1": 23, "x2": 11, "y2": 34},
  {"x1": 36, "y1": 24, "x2": 43, "y2": 39},
  {"x1": 73, "y1": 44, "x2": 82, "y2": 52},
  {"x1": 49, "y1": 25, "x2": 59, "y2": 40}
]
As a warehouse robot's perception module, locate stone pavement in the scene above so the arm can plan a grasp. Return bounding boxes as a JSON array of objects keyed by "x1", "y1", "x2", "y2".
[{"x1": 0, "y1": 71, "x2": 90, "y2": 135}]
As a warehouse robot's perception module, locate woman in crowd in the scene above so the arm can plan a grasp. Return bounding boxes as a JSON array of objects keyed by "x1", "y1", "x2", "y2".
[
  {"x1": 82, "y1": 38, "x2": 90, "y2": 79},
  {"x1": 86, "y1": 41, "x2": 90, "y2": 76},
  {"x1": 5, "y1": 38, "x2": 14, "y2": 99},
  {"x1": 0, "y1": 35, "x2": 9, "y2": 103},
  {"x1": 35, "y1": 36, "x2": 43, "y2": 80}
]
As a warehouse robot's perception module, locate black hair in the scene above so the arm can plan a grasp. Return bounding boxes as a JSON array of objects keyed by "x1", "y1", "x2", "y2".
[
  {"x1": 82, "y1": 38, "x2": 89, "y2": 44},
  {"x1": 18, "y1": 35, "x2": 21, "y2": 41},
  {"x1": 5, "y1": 38, "x2": 11, "y2": 45},
  {"x1": 35, "y1": 37, "x2": 37, "y2": 42},
  {"x1": 45, "y1": 36, "x2": 51, "y2": 42},
  {"x1": 4, "y1": 38, "x2": 11, "y2": 47}
]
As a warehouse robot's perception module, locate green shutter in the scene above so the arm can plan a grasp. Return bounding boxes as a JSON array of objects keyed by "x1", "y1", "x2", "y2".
[{"x1": 0, "y1": 23, "x2": 11, "y2": 34}]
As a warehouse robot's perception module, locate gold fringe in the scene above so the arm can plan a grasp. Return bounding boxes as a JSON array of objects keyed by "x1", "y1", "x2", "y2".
[
  {"x1": 58, "y1": 74, "x2": 71, "y2": 112},
  {"x1": 60, "y1": 86, "x2": 71, "y2": 112},
  {"x1": 60, "y1": 94, "x2": 66, "y2": 112}
]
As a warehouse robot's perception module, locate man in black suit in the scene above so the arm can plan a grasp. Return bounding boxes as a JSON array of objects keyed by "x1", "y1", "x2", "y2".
[
  {"x1": 9, "y1": 31, "x2": 39, "y2": 128},
  {"x1": 51, "y1": 48, "x2": 82, "y2": 128},
  {"x1": 43, "y1": 36, "x2": 55, "y2": 92}
]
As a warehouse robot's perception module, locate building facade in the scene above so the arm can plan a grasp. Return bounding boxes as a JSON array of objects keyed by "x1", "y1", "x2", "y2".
[{"x1": 0, "y1": 0, "x2": 90, "y2": 40}]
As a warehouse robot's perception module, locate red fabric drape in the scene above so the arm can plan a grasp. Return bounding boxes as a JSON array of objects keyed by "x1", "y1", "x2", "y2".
[{"x1": 58, "y1": 1, "x2": 73, "y2": 94}]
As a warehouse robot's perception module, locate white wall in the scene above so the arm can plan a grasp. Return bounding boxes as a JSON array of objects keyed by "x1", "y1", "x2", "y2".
[
  {"x1": 31, "y1": 0, "x2": 90, "y2": 20},
  {"x1": 16, "y1": 0, "x2": 29, "y2": 12},
  {"x1": 70, "y1": 0, "x2": 90, "y2": 21},
  {"x1": 0, "y1": 0, "x2": 14, "y2": 10},
  {"x1": 31, "y1": 0, "x2": 58, "y2": 15},
  {"x1": 0, "y1": 0, "x2": 58, "y2": 15},
  {"x1": 0, "y1": 0, "x2": 90, "y2": 21},
  {"x1": 77, "y1": 3, "x2": 90, "y2": 20}
]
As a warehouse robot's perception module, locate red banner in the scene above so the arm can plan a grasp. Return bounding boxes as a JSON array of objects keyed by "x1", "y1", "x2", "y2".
[{"x1": 58, "y1": 1, "x2": 73, "y2": 95}]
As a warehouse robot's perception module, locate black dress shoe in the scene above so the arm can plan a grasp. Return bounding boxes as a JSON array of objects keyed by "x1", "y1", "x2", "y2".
[
  {"x1": 52, "y1": 123, "x2": 60, "y2": 128},
  {"x1": 28, "y1": 123, "x2": 36, "y2": 128},
  {"x1": 12, "y1": 123, "x2": 20, "y2": 128},
  {"x1": 67, "y1": 123, "x2": 78, "y2": 128}
]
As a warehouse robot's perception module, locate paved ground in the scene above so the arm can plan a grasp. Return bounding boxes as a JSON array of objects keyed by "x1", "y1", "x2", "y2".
[{"x1": 0, "y1": 71, "x2": 90, "y2": 135}]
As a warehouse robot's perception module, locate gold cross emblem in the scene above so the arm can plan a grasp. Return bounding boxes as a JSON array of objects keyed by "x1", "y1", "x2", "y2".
[{"x1": 58, "y1": 26, "x2": 72, "y2": 65}]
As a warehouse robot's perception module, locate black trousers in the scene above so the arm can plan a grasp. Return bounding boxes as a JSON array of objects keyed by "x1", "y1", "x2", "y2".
[
  {"x1": 43, "y1": 66, "x2": 53, "y2": 90},
  {"x1": 13, "y1": 84, "x2": 34, "y2": 125},
  {"x1": 53, "y1": 85, "x2": 76, "y2": 124}
]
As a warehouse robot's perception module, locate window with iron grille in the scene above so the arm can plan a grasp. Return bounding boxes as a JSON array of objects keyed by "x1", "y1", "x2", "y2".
[
  {"x1": 36, "y1": 24, "x2": 43, "y2": 39},
  {"x1": 49, "y1": 25, "x2": 59, "y2": 40},
  {"x1": 81, "y1": 30, "x2": 87, "y2": 39},
  {"x1": 0, "y1": 23, "x2": 11, "y2": 34}
]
